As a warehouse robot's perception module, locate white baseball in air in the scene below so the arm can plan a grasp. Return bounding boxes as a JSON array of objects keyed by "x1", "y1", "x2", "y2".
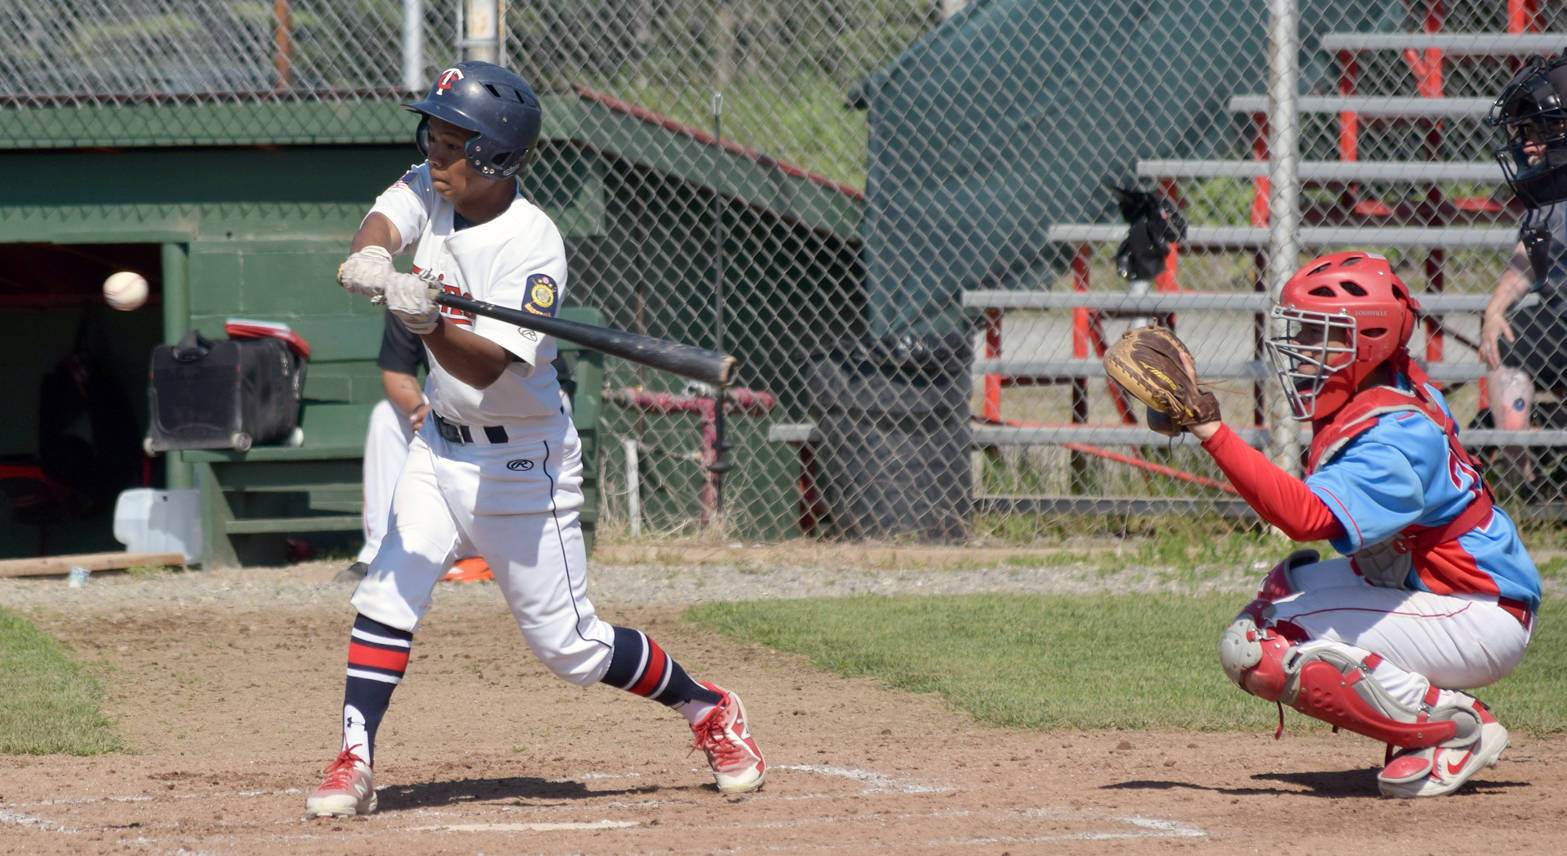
[{"x1": 103, "y1": 271, "x2": 149, "y2": 311}]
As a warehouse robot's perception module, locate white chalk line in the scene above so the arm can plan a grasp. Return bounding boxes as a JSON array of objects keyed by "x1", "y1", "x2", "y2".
[
  {"x1": 674, "y1": 805, "x2": 1204, "y2": 837},
  {"x1": 406, "y1": 819, "x2": 639, "y2": 833},
  {"x1": 3, "y1": 787, "x2": 303, "y2": 809},
  {"x1": 0, "y1": 808, "x2": 80, "y2": 835},
  {"x1": 774, "y1": 764, "x2": 952, "y2": 794},
  {"x1": 0, "y1": 764, "x2": 1206, "y2": 849}
]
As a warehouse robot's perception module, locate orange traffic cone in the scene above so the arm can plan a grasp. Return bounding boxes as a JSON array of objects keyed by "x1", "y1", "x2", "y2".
[{"x1": 442, "y1": 556, "x2": 493, "y2": 582}]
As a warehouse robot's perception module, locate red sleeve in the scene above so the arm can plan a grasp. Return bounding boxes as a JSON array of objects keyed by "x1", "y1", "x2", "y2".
[{"x1": 1201, "y1": 424, "x2": 1344, "y2": 541}]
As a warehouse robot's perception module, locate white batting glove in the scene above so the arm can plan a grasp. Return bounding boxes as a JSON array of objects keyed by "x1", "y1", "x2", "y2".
[
  {"x1": 383, "y1": 273, "x2": 441, "y2": 334},
  {"x1": 336, "y1": 245, "x2": 396, "y2": 298}
]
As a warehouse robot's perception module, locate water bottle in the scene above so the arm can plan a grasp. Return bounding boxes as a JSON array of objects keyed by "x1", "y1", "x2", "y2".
[{"x1": 67, "y1": 565, "x2": 90, "y2": 588}]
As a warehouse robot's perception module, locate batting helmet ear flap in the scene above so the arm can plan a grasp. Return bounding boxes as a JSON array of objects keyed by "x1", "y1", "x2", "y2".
[{"x1": 414, "y1": 115, "x2": 431, "y2": 158}]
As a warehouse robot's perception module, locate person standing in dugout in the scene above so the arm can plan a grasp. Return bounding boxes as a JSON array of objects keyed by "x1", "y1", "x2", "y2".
[
  {"x1": 305, "y1": 61, "x2": 765, "y2": 818},
  {"x1": 1106, "y1": 251, "x2": 1539, "y2": 798}
]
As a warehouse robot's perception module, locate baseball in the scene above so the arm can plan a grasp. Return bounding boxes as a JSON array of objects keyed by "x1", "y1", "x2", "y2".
[{"x1": 103, "y1": 271, "x2": 149, "y2": 311}]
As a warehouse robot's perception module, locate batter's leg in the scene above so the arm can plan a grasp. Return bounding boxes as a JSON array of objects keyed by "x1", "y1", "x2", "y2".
[
  {"x1": 309, "y1": 438, "x2": 460, "y2": 819},
  {"x1": 357, "y1": 400, "x2": 415, "y2": 566},
  {"x1": 463, "y1": 437, "x2": 764, "y2": 793}
]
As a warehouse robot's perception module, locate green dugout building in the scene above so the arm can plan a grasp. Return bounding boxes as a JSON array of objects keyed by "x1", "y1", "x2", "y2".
[{"x1": 0, "y1": 92, "x2": 861, "y2": 561}]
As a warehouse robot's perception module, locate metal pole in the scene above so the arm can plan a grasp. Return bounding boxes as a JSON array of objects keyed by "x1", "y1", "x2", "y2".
[
  {"x1": 707, "y1": 93, "x2": 732, "y2": 521},
  {"x1": 160, "y1": 242, "x2": 192, "y2": 490},
  {"x1": 1266, "y1": 0, "x2": 1302, "y2": 476},
  {"x1": 402, "y1": 0, "x2": 424, "y2": 93},
  {"x1": 460, "y1": 0, "x2": 502, "y2": 64},
  {"x1": 623, "y1": 437, "x2": 642, "y2": 536},
  {"x1": 272, "y1": 0, "x2": 294, "y2": 90},
  {"x1": 711, "y1": 93, "x2": 725, "y2": 358}
]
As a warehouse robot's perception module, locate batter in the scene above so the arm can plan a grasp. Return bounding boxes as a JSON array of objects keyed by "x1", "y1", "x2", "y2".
[{"x1": 305, "y1": 62, "x2": 765, "y2": 819}]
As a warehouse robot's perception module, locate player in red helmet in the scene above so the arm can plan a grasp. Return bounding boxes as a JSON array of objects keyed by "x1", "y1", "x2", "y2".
[
  {"x1": 1266, "y1": 251, "x2": 1422, "y2": 421},
  {"x1": 1180, "y1": 251, "x2": 1539, "y2": 797}
]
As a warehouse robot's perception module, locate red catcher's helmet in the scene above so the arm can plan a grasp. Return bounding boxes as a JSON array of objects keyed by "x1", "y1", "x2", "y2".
[{"x1": 1265, "y1": 251, "x2": 1421, "y2": 421}]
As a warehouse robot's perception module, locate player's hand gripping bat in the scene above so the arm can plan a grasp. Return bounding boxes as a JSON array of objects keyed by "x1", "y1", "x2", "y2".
[{"x1": 432, "y1": 290, "x2": 738, "y2": 386}]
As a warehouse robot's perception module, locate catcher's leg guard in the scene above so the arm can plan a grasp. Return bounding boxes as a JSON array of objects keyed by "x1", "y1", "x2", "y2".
[
  {"x1": 1256, "y1": 549, "x2": 1320, "y2": 600},
  {"x1": 1231, "y1": 549, "x2": 1323, "y2": 629},
  {"x1": 1218, "y1": 619, "x2": 1482, "y2": 750}
]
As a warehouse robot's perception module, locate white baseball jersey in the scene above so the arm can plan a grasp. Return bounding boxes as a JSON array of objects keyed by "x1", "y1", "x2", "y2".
[{"x1": 370, "y1": 163, "x2": 567, "y2": 433}]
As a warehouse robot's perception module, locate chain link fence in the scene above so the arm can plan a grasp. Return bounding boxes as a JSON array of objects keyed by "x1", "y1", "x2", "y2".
[{"x1": 6, "y1": 1, "x2": 1566, "y2": 546}]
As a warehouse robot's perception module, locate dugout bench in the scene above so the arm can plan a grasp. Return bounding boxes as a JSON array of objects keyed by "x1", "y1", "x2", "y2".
[{"x1": 179, "y1": 306, "x2": 604, "y2": 568}]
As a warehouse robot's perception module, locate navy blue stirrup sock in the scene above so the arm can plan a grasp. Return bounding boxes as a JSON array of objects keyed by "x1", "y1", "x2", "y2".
[{"x1": 600, "y1": 625, "x2": 722, "y2": 706}]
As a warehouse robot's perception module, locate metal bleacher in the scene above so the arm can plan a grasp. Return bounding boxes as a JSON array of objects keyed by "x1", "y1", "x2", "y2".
[{"x1": 975, "y1": 24, "x2": 1567, "y2": 486}]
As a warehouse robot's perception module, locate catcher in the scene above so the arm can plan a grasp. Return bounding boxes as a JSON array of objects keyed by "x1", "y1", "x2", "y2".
[{"x1": 1105, "y1": 250, "x2": 1540, "y2": 798}]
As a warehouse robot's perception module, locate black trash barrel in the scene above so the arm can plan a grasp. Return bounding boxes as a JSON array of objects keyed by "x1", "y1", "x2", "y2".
[{"x1": 808, "y1": 334, "x2": 972, "y2": 542}]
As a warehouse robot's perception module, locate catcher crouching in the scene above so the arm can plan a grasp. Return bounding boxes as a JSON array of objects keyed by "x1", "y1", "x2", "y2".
[{"x1": 1105, "y1": 251, "x2": 1540, "y2": 798}]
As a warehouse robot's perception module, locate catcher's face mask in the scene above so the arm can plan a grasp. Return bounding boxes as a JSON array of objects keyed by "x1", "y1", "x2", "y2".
[
  {"x1": 1266, "y1": 308, "x2": 1357, "y2": 420},
  {"x1": 1490, "y1": 51, "x2": 1567, "y2": 208}
]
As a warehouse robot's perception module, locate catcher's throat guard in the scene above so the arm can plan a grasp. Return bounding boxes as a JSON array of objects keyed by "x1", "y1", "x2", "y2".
[{"x1": 1219, "y1": 619, "x2": 1483, "y2": 750}]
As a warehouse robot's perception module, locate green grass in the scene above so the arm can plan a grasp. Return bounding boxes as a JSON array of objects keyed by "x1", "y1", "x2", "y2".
[
  {"x1": 0, "y1": 608, "x2": 123, "y2": 755},
  {"x1": 690, "y1": 593, "x2": 1567, "y2": 737},
  {"x1": 6, "y1": 588, "x2": 1563, "y2": 757}
]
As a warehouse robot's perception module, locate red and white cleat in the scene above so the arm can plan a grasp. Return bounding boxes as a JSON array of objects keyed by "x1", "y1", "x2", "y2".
[
  {"x1": 305, "y1": 746, "x2": 378, "y2": 817},
  {"x1": 1378, "y1": 700, "x2": 1509, "y2": 798},
  {"x1": 690, "y1": 683, "x2": 766, "y2": 794}
]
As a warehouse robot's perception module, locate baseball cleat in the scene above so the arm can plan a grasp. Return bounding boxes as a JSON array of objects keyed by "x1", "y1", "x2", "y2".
[
  {"x1": 690, "y1": 682, "x2": 766, "y2": 794},
  {"x1": 333, "y1": 562, "x2": 369, "y2": 584},
  {"x1": 305, "y1": 746, "x2": 377, "y2": 817},
  {"x1": 1377, "y1": 704, "x2": 1508, "y2": 798}
]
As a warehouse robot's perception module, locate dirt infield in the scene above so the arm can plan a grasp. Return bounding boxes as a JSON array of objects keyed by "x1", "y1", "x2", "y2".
[{"x1": 1, "y1": 558, "x2": 1563, "y2": 855}]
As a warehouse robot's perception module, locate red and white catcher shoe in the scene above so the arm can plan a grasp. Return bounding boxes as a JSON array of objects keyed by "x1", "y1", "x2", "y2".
[
  {"x1": 305, "y1": 746, "x2": 377, "y2": 817},
  {"x1": 1378, "y1": 699, "x2": 1509, "y2": 798},
  {"x1": 690, "y1": 682, "x2": 766, "y2": 794}
]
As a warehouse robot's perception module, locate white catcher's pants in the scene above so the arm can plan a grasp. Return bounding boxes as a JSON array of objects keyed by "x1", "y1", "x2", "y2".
[
  {"x1": 351, "y1": 414, "x2": 614, "y2": 686},
  {"x1": 1269, "y1": 558, "x2": 1532, "y2": 708},
  {"x1": 357, "y1": 400, "x2": 415, "y2": 565}
]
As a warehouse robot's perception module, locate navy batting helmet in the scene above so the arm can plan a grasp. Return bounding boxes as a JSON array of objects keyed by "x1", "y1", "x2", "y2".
[
  {"x1": 405, "y1": 61, "x2": 542, "y2": 180},
  {"x1": 1489, "y1": 50, "x2": 1567, "y2": 208}
]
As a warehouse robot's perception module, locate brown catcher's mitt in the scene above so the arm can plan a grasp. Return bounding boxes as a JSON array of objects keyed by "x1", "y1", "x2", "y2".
[{"x1": 1102, "y1": 325, "x2": 1221, "y2": 435}]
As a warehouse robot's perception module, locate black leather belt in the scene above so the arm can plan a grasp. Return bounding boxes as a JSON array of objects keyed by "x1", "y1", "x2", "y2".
[{"x1": 432, "y1": 411, "x2": 508, "y2": 445}]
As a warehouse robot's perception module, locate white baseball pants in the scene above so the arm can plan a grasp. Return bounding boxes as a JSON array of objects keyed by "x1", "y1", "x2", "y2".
[
  {"x1": 357, "y1": 400, "x2": 415, "y2": 565},
  {"x1": 351, "y1": 418, "x2": 614, "y2": 686},
  {"x1": 1270, "y1": 558, "x2": 1532, "y2": 707}
]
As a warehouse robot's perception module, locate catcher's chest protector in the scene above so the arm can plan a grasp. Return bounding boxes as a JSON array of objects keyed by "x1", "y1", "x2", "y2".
[{"x1": 1307, "y1": 386, "x2": 1495, "y2": 571}]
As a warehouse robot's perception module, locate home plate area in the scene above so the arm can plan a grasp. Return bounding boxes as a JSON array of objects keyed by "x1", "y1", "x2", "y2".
[
  {"x1": 0, "y1": 760, "x2": 1207, "y2": 855},
  {"x1": 322, "y1": 761, "x2": 1209, "y2": 852}
]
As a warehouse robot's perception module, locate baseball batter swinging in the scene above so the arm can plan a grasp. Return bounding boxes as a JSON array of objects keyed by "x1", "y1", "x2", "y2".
[{"x1": 305, "y1": 61, "x2": 765, "y2": 818}]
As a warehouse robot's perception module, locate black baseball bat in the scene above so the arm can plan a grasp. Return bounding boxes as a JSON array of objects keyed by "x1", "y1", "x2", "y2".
[{"x1": 434, "y1": 291, "x2": 738, "y2": 386}]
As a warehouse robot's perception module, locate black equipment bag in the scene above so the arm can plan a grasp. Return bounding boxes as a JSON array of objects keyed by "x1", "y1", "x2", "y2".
[{"x1": 145, "y1": 330, "x2": 307, "y2": 453}]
